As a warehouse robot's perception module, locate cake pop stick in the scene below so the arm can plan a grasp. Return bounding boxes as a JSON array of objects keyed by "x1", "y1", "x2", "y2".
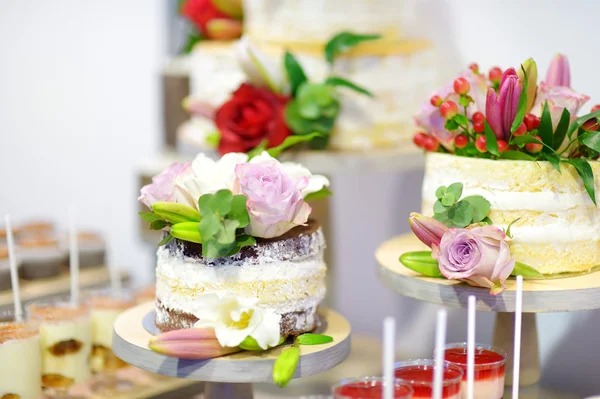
[
  {"x1": 383, "y1": 317, "x2": 396, "y2": 399},
  {"x1": 512, "y1": 275, "x2": 523, "y2": 398},
  {"x1": 109, "y1": 263, "x2": 122, "y2": 293},
  {"x1": 433, "y1": 309, "x2": 448, "y2": 399},
  {"x1": 69, "y1": 208, "x2": 80, "y2": 306},
  {"x1": 5, "y1": 215, "x2": 23, "y2": 322},
  {"x1": 467, "y1": 295, "x2": 476, "y2": 399}
]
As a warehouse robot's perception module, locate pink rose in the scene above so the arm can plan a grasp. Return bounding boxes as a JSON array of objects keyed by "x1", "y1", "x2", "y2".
[
  {"x1": 234, "y1": 160, "x2": 311, "y2": 239},
  {"x1": 433, "y1": 226, "x2": 515, "y2": 294},
  {"x1": 138, "y1": 162, "x2": 195, "y2": 209}
]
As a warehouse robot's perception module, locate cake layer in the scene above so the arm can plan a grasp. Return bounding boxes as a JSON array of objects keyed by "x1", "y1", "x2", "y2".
[
  {"x1": 422, "y1": 153, "x2": 600, "y2": 275},
  {"x1": 156, "y1": 221, "x2": 327, "y2": 335},
  {"x1": 243, "y1": 0, "x2": 404, "y2": 44},
  {"x1": 181, "y1": 40, "x2": 438, "y2": 150}
]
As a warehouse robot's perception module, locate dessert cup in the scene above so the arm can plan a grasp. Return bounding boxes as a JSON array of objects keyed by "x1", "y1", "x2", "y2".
[
  {"x1": 20, "y1": 221, "x2": 55, "y2": 236},
  {"x1": 28, "y1": 299, "x2": 92, "y2": 398},
  {"x1": 65, "y1": 232, "x2": 106, "y2": 269},
  {"x1": 395, "y1": 359, "x2": 463, "y2": 399},
  {"x1": 332, "y1": 377, "x2": 414, "y2": 398},
  {"x1": 434, "y1": 343, "x2": 506, "y2": 399},
  {"x1": 19, "y1": 235, "x2": 66, "y2": 279},
  {"x1": 0, "y1": 247, "x2": 12, "y2": 291},
  {"x1": 85, "y1": 288, "x2": 134, "y2": 394},
  {"x1": 0, "y1": 312, "x2": 42, "y2": 399}
]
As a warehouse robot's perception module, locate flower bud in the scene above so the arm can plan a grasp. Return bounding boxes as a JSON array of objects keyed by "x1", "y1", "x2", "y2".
[{"x1": 272, "y1": 346, "x2": 300, "y2": 387}]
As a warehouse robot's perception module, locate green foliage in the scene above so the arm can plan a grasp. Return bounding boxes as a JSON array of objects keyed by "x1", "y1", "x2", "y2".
[
  {"x1": 139, "y1": 212, "x2": 162, "y2": 223},
  {"x1": 498, "y1": 150, "x2": 537, "y2": 161},
  {"x1": 324, "y1": 32, "x2": 381, "y2": 65},
  {"x1": 567, "y1": 109, "x2": 600, "y2": 139},
  {"x1": 505, "y1": 218, "x2": 520, "y2": 238},
  {"x1": 432, "y1": 183, "x2": 491, "y2": 228},
  {"x1": 580, "y1": 131, "x2": 600, "y2": 153},
  {"x1": 296, "y1": 334, "x2": 333, "y2": 345},
  {"x1": 537, "y1": 102, "x2": 554, "y2": 150},
  {"x1": 454, "y1": 114, "x2": 469, "y2": 127},
  {"x1": 511, "y1": 262, "x2": 544, "y2": 278},
  {"x1": 444, "y1": 119, "x2": 459, "y2": 131},
  {"x1": 543, "y1": 152, "x2": 562, "y2": 174},
  {"x1": 284, "y1": 51, "x2": 308, "y2": 96},
  {"x1": 484, "y1": 121, "x2": 499, "y2": 156},
  {"x1": 510, "y1": 64, "x2": 529, "y2": 133},
  {"x1": 157, "y1": 233, "x2": 174, "y2": 247},
  {"x1": 564, "y1": 158, "x2": 596, "y2": 205},
  {"x1": 399, "y1": 251, "x2": 443, "y2": 277},
  {"x1": 182, "y1": 32, "x2": 202, "y2": 54},
  {"x1": 206, "y1": 131, "x2": 221, "y2": 148},
  {"x1": 326, "y1": 76, "x2": 373, "y2": 97},
  {"x1": 197, "y1": 190, "x2": 256, "y2": 258},
  {"x1": 304, "y1": 187, "x2": 333, "y2": 202},
  {"x1": 552, "y1": 108, "x2": 571, "y2": 150}
]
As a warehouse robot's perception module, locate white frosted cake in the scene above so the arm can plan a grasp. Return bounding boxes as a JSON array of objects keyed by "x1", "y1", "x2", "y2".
[
  {"x1": 422, "y1": 152, "x2": 600, "y2": 275},
  {"x1": 178, "y1": 0, "x2": 439, "y2": 151}
]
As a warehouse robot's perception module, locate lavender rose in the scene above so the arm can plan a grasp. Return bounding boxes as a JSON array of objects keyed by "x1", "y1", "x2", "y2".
[
  {"x1": 433, "y1": 226, "x2": 515, "y2": 294},
  {"x1": 138, "y1": 162, "x2": 195, "y2": 209},
  {"x1": 234, "y1": 158, "x2": 311, "y2": 239}
]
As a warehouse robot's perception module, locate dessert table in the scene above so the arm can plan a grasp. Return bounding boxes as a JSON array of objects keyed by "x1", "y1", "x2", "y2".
[
  {"x1": 375, "y1": 234, "x2": 600, "y2": 390},
  {"x1": 112, "y1": 302, "x2": 352, "y2": 399}
]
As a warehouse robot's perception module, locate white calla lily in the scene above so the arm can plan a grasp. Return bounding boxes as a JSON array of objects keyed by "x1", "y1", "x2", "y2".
[
  {"x1": 192, "y1": 293, "x2": 281, "y2": 350},
  {"x1": 235, "y1": 36, "x2": 284, "y2": 94}
]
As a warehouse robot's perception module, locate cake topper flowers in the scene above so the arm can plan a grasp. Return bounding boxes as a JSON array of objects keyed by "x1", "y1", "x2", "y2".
[
  {"x1": 185, "y1": 32, "x2": 381, "y2": 154},
  {"x1": 414, "y1": 55, "x2": 600, "y2": 204},
  {"x1": 401, "y1": 183, "x2": 542, "y2": 294},
  {"x1": 139, "y1": 151, "x2": 330, "y2": 258}
]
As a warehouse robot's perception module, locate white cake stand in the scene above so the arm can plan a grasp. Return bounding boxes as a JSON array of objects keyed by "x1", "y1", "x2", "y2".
[
  {"x1": 112, "y1": 302, "x2": 351, "y2": 399},
  {"x1": 375, "y1": 234, "x2": 600, "y2": 388}
]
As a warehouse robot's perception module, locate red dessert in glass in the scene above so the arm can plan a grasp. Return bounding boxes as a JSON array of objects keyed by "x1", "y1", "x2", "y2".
[
  {"x1": 436, "y1": 343, "x2": 506, "y2": 399},
  {"x1": 333, "y1": 377, "x2": 413, "y2": 399},
  {"x1": 395, "y1": 359, "x2": 462, "y2": 399}
]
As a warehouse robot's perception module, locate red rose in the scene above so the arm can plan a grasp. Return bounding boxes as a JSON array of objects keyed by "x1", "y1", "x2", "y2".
[
  {"x1": 180, "y1": 0, "x2": 229, "y2": 37},
  {"x1": 215, "y1": 84, "x2": 292, "y2": 155}
]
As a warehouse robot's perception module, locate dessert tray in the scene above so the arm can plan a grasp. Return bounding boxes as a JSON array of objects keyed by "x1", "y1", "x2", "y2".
[
  {"x1": 112, "y1": 302, "x2": 351, "y2": 399},
  {"x1": 376, "y1": 234, "x2": 600, "y2": 389}
]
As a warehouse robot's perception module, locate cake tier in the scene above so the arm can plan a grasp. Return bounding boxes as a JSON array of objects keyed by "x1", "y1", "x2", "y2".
[
  {"x1": 180, "y1": 40, "x2": 438, "y2": 150},
  {"x1": 244, "y1": 0, "x2": 403, "y2": 44},
  {"x1": 155, "y1": 220, "x2": 326, "y2": 335},
  {"x1": 422, "y1": 153, "x2": 600, "y2": 275}
]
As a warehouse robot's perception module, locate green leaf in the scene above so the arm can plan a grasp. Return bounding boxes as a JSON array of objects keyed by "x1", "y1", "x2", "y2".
[
  {"x1": 537, "y1": 102, "x2": 554, "y2": 150},
  {"x1": 480, "y1": 216, "x2": 493, "y2": 225},
  {"x1": 157, "y1": 233, "x2": 174, "y2": 247},
  {"x1": 226, "y1": 235, "x2": 257, "y2": 257},
  {"x1": 565, "y1": 158, "x2": 597, "y2": 205},
  {"x1": 284, "y1": 100, "x2": 338, "y2": 136},
  {"x1": 247, "y1": 140, "x2": 268, "y2": 160},
  {"x1": 213, "y1": 190, "x2": 234, "y2": 216},
  {"x1": 448, "y1": 201, "x2": 473, "y2": 228},
  {"x1": 198, "y1": 213, "x2": 220, "y2": 239},
  {"x1": 444, "y1": 119, "x2": 458, "y2": 131},
  {"x1": 284, "y1": 51, "x2": 308, "y2": 96},
  {"x1": 505, "y1": 217, "x2": 520, "y2": 239},
  {"x1": 433, "y1": 210, "x2": 451, "y2": 227},
  {"x1": 543, "y1": 152, "x2": 562, "y2": 174},
  {"x1": 581, "y1": 131, "x2": 600, "y2": 152},
  {"x1": 567, "y1": 109, "x2": 600, "y2": 139},
  {"x1": 304, "y1": 187, "x2": 333, "y2": 202},
  {"x1": 266, "y1": 132, "x2": 325, "y2": 158},
  {"x1": 447, "y1": 183, "x2": 463, "y2": 201},
  {"x1": 510, "y1": 64, "x2": 529, "y2": 133},
  {"x1": 433, "y1": 200, "x2": 447, "y2": 215},
  {"x1": 441, "y1": 192, "x2": 456, "y2": 207},
  {"x1": 399, "y1": 251, "x2": 443, "y2": 277},
  {"x1": 297, "y1": 83, "x2": 334, "y2": 108},
  {"x1": 552, "y1": 108, "x2": 571, "y2": 150},
  {"x1": 202, "y1": 238, "x2": 231, "y2": 258},
  {"x1": 298, "y1": 101, "x2": 320, "y2": 119},
  {"x1": 324, "y1": 32, "x2": 381, "y2": 64},
  {"x1": 216, "y1": 219, "x2": 239, "y2": 245},
  {"x1": 325, "y1": 76, "x2": 373, "y2": 97},
  {"x1": 454, "y1": 114, "x2": 469, "y2": 126},
  {"x1": 499, "y1": 150, "x2": 537, "y2": 161},
  {"x1": 206, "y1": 131, "x2": 221, "y2": 147},
  {"x1": 139, "y1": 212, "x2": 162, "y2": 223},
  {"x1": 272, "y1": 346, "x2": 300, "y2": 387},
  {"x1": 511, "y1": 262, "x2": 544, "y2": 278},
  {"x1": 296, "y1": 334, "x2": 333, "y2": 345},
  {"x1": 150, "y1": 220, "x2": 168, "y2": 230},
  {"x1": 182, "y1": 32, "x2": 202, "y2": 54},
  {"x1": 461, "y1": 196, "x2": 491, "y2": 223},
  {"x1": 484, "y1": 121, "x2": 499, "y2": 156},
  {"x1": 435, "y1": 186, "x2": 447, "y2": 200},
  {"x1": 229, "y1": 195, "x2": 250, "y2": 228},
  {"x1": 458, "y1": 95, "x2": 470, "y2": 108}
]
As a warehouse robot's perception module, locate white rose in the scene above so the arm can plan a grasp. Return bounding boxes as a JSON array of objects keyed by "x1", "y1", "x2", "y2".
[{"x1": 192, "y1": 293, "x2": 281, "y2": 350}]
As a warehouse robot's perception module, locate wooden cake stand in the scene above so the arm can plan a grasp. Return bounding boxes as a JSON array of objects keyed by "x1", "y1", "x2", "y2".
[
  {"x1": 375, "y1": 234, "x2": 600, "y2": 389},
  {"x1": 112, "y1": 302, "x2": 351, "y2": 399}
]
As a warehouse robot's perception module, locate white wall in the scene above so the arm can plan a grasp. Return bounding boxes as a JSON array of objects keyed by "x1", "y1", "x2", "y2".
[{"x1": 1, "y1": 0, "x2": 599, "y2": 395}]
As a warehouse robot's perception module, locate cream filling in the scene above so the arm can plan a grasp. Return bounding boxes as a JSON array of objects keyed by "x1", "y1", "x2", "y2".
[
  {"x1": 90, "y1": 308, "x2": 122, "y2": 349},
  {"x1": 39, "y1": 317, "x2": 92, "y2": 384},
  {"x1": 0, "y1": 336, "x2": 42, "y2": 399},
  {"x1": 461, "y1": 377, "x2": 504, "y2": 399}
]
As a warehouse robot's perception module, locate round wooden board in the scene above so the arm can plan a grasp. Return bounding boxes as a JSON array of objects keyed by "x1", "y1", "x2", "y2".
[
  {"x1": 376, "y1": 234, "x2": 600, "y2": 313},
  {"x1": 112, "y1": 302, "x2": 351, "y2": 383}
]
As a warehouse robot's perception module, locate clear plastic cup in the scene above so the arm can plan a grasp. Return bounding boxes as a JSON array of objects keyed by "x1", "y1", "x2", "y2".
[
  {"x1": 434, "y1": 343, "x2": 507, "y2": 399},
  {"x1": 28, "y1": 298, "x2": 92, "y2": 398},
  {"x1": 395, "y1": 359, "x2": 463, "y2": 398},
  {"x1": 0, "y1": 311, "x2": 42, "y2": 399},
  {"x1": 332, "y1": 376, "x2": 414, "y2": 398}
]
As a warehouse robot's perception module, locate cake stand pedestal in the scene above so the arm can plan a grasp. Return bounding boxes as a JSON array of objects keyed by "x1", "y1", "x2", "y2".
[
  {"x1": 112, "y1": 302, "x2": 352, "y2": 399},
  {"x1": 375, "y1": 234, "x2": 600, "y2": 388}
]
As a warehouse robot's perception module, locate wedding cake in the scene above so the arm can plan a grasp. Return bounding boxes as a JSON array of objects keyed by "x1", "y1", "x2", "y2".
[{"x1": 179, "y1": 0, "x2": 438, "y2": 153}]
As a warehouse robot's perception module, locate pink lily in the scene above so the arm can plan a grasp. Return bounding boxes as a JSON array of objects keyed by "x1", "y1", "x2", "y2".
[
  {"x1": 409, "y1": 213, "x2": 449, "y2": 249},
  {"x1": 486, "y1": 68, "x2": 522, "y2": 141},
  {"x1": 545, "y1": 54, "x2": 570, "y2": 87}
]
